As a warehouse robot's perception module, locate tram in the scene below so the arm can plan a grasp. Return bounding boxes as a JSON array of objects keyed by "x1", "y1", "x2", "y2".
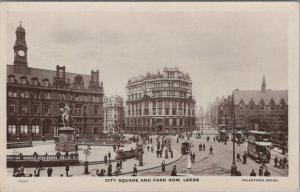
[{"x1": 247, "y1": 131, "x2": 272, "y2": 162}]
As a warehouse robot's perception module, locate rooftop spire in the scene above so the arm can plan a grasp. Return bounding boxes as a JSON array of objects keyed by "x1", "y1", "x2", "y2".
[{"x1": 261, "y1": 75, "x2": 266, "y2": 92}]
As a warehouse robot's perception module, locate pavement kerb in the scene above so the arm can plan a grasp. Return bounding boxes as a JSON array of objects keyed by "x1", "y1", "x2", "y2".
[{"x1": 119, "y1": 154, "x2": 184, "y2": 176}]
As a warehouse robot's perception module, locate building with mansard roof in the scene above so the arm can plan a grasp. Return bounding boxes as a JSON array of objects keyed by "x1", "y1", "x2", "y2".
[
  {"x1": 7, "y1": 23, "x2": 104, "y2": 142},
  {"x1": 125, "y1": 67, "x2": 196, "y2": 134}
]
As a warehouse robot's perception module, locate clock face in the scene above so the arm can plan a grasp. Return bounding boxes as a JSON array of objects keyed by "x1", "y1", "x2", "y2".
[{"x1": 18, "y1": 50, "x2": 25, "y2": 57}]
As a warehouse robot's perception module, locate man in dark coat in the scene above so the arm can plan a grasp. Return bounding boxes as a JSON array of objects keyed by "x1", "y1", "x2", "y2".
[
  {"x1": 108, "y1": 151, "x2": 111, "y2": 161},
  {"x1": 274, "y1": 156, "x2": 278, "y2": 167},
  {"x1": 133, "y1": 164, "x2": 138, "y2": 176},
  {"x1": 104, "y1": 154, "x2": 108, "y2": 164},
  {"x1": 259, "y1": 166, "x2": 264, "y2": 176},
  {"x1": 250, "y1": 170, "x2": 256, "y2": 176},
  {"x1": 171, "y1": 166, "x2": 177, "y2": 176},
  {"x1": 65, "y1": 163, "x2": 70, "y2": 177},
  {"x1": 47, "y1": 167, "x2": 53, "y2": 177},
  {"x1": 243, "y1": 151, "x2": 247, "y2": 164},
  {"x1": 264, "y1": 168, "x2": 271, "y2": 176},
  {"x1": 161, "y1": 161, "x2": 166, "y2": 172}
]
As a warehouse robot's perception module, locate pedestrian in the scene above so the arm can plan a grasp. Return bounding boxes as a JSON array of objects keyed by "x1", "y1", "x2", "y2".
[
  {"x1": 199, "y1": 144, "x2": 202, "y2": 151},
  {"x1": 192, "y1": 152, "x2": 196, "y2": 163},
  {"x1": 243, "y1": 151, "x2": 247, "y2": 164},
  {"x1": 151, "y1": 146, "x2": 154, "y2": 153},
  {"x1": 264, "y1": 168, "x2": 271, "y2": 176},
  {"x1": 274, "y1": 156, "x2": 278, "y2": 167},
  {"x1": 237, "y1": 153, "x2": 242, "y2": 162},
  {"x1": 47, "y1": 167, "x2": 53, "y2": 177},
  {"x1": 19, "y1": 153, "x2": 23, "y2": 160},
  {"x1": 283, "y1": 156, "x2": 288, "y2": 168},
  {"x1": 65, "y1": 163, "x2": 70, "y2": 177},
  {"x1": 65, "y1": 151, "x2": 69, "y2": 159},
  {"x1": 209, "y1": 145, "x2": 213, "y2": 155},
  {"x1": 108, "y1": 151, "x2": 111, "y2": 161},
  {"x1": 187, "y1": 156, "x2": 192, "y2": 169},
  {"x1": 116, "y1": 162, "x2": 120, "y2": 170},
  {"x1": 203, "y1": 144, "x2": 206, "y2": 151},
  {"x1": 279, "y1": 158, "x2": 283, "y2": 168},
  {"x1": 159, "y1": 150, "x2": 162, "y2": 158},
  {"x1": 56, "y1": 151, "x2": 61, "y2": 160},
  {"x1": 161, "y1": 160, "x2": 166, "y2": 172},
  {"x1": 259, "y1": 166, "x2": 264, "y2": 176},
  {"x1": 104, "y1": 154, "x2": 108, "y2": 164},
  {"x1": 34, "y1": 167, "x2": 40, "y2": 177},
  {"x1": 250, "y1": 170, "x2": 256, "y2": 176},
  {"x1": 133, "y1": 164, "x2": 138, "y2": 176},
  {"x1": 171, "y1": 165, "x2": 177, "y2": 176},
  {"x1": 213, "y1": 137, "x2": 216, "y2": 142},
  {"x1": 38, "y1": 159, "x2": 44, "y2": 170},
  {"x1": 107, "y1": 163, "x2": 112, "y2": 176},
  {"x1": 156, "y1": 150, "x2": 159, "y2": 158},
  {"x1": 147, "y1": 145, "x2": 150, "y2": 152}
]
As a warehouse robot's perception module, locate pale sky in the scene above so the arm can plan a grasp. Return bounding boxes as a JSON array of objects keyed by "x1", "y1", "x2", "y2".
[{"x1": 5, "y1": 3, "x2": 288, "y2": 111}]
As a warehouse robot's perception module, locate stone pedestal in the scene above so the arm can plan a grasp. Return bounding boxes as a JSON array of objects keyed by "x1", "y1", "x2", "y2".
[{"x1": 55, "y1": 127, "x2": 77, "y2": 152}]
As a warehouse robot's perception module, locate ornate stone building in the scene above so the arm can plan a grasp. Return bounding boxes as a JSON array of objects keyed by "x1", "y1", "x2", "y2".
[
  {"x1": 103, "y1": 95, "x2": 125, "y2": 134},
  {"x1": 7, "y1": 23, "x2": 104, "y2": 142},
  {"x1": 125, "y1": 67, "x2": 196, "y2": 134}
]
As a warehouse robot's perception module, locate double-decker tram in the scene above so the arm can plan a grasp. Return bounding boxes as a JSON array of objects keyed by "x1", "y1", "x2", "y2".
[
  {"x1": 247, "y1": 131, "x2": 272, "y2": 163},
  {"x1": 218, "y1": 125, "x2": 229, "y2": 142}
]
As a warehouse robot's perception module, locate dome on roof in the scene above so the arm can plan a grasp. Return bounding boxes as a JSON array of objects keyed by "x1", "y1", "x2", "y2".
[{"x1": 16, "y1": 24, "x2": 25, "y2": 33}]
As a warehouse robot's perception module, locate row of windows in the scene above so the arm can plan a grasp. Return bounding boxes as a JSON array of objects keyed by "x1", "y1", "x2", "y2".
[
  {"x1": 239, "y1": 103, "x2": 286, "y2": 111},
  {"x1": 126, "y1": 118, "x2": 195, "y2": 126},
  {"x1": 7, "y1": 125, "x2": 48, "y2": 135},
  {"x1": 127, "y1": 108, "x2": 194, "y2": 116},
  {"x1": 238, "y1": 115, "x2": 287, "y2": 121},
  {"x1": 127, "y1": 81, "x2": 190, "y2": 92},
  {"x1": 128, "y1": 101, "x2": 194, "y2": 109},
  {"x1": 9, "y1": 76, "x2": 49, "y2": 87},
  {"x1": 127, "y1": 90, "x2": 189, "y2": 100},
  {"x1": 8, "y1": 91, "x2": 100, "y2": 103},
  {"x1": 8, "y1": 103, "x2": 99, "y2": 116}
]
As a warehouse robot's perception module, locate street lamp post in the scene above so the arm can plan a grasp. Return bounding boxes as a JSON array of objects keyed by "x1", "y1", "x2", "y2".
[{"x1": 231, "y1": 112, "x2": 237, "y2": 176}]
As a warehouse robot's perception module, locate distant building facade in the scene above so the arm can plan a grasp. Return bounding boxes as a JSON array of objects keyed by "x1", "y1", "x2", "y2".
[
  {"x1": 125, "y1": 67, "x2": 196, "y2": 134},
  {"x1": 207, "y1": 76, "x2": 288, "y2": 132},
  {"x1": 232, "y1": 76, "x2": 288, "y2": 132},
  {"x1": 7, "y1": 23, "x2": 104, "y2": 142},
  {"x1": 103, "y1": 95, "x2": 125, "y2": 134}
]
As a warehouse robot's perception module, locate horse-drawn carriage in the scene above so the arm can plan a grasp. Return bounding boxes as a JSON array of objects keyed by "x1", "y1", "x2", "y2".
[{"x1": 181, "y1": 141, "x2": 190, "y2": 155}]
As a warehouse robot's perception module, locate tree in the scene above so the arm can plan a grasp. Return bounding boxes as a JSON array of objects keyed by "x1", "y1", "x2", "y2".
[{"x1": 246, "y1": 114, "x2": 278, "y2": 132}]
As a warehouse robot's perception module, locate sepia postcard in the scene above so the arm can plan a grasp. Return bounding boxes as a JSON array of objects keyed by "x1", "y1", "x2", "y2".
[{"x1": 0, "y1": 2, "x2": 299, "y2": 192}]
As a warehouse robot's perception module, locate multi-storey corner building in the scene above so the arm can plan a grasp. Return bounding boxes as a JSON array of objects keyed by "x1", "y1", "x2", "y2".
[
  {"x1": 7, "y1": 23, "x2": 104, "y2": 142},
  {"x1": 125, "y1": 67, "x2": 196, "y2": 134},
  {"x1": 103, "y1": 95, "x2": 125, "y2": 134}
]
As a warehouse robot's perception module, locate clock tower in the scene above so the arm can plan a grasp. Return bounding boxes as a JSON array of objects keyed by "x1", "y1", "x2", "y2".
[{"x1": 13, "y1": 22, "x2": 29, "y2": 74}]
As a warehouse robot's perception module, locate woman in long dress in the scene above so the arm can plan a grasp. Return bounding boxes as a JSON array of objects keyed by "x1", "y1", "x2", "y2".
[{"x1": 187, "y1": 156, "x2": 192, "y2": 169}]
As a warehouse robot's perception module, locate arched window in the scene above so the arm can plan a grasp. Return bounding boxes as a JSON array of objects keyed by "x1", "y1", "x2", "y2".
[
  {"x1": 20, "y1": 76, "x2": 27, "y2": 85},
  {"x1": 8, "y1": 74, "x2": 16, "y2": 83},
  {"x1": 249, "y1": 100, "x2": 255, "y2": 110},
  {"x1": 269, "y1": 100, "x2": 275, "y2": 111},
  {"x1": 44, "y1": 103, "x2": 50, "y2": 114},
  {"x1": 279, "y1": 99, "x2": 285, "y2": 110},
  {"x1": 259, "y1": 100, "x2": 265, "y2": 111}
]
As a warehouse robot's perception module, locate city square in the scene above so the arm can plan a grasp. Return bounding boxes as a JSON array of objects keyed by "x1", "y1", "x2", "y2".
[{"x1": 6, "y1": 7, "x2": 289, "y2": 178}]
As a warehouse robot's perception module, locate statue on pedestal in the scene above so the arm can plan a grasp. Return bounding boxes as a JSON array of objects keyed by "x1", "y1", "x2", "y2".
[{"x1": 62, "y1": 104, "x2": 71, "y2": 127}]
